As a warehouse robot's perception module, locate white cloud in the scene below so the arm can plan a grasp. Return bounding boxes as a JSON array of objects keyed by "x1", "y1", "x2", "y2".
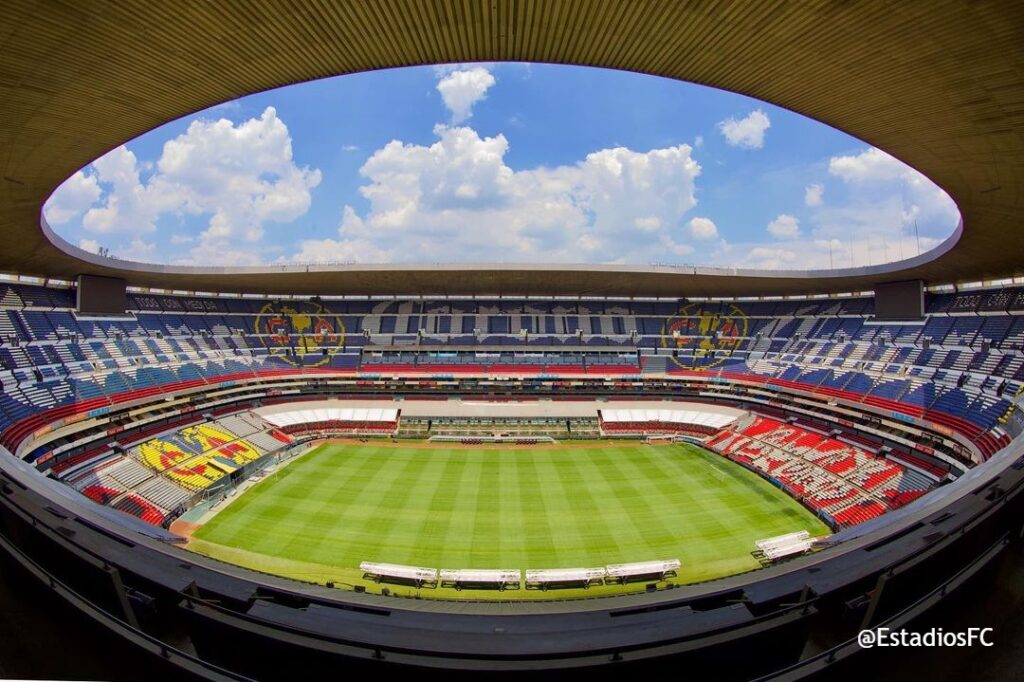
[
  {"x1": 718, "y1": 109, "x2": 771, "y2": 149},
  {"x1": 53, "y1": 107, "x2": 320, "y2": 263},
  {"x1": 81, "y1": 146, "x2": 158, "y2": 234},
  {"x1": 694, "y1": 135, "x2": 704, "y2": 149},
  {"x1": 767, "y1": 214, "x2": 800, "y2": 239},
  {"x1": 710, "y1": 231, "x2": 944, "y2": 272},
  {"x1": 820, "y1": 146, "x2": 959, "y2": 260},
  {"x1": 744, "y1": 246, "x2": 796, "y2": 269},
  {"x1": 828, "y1": 147, "x2": 906, "y2": 182},
  {"x1": 720, "y1": 165, "x2": 950, "y2": 270},
  {"x1": 158, "y1": 107, "x2": 321, "y2": 250},
  {"x1": 288, "y1": 125, "x2": 702, "y2": 264},
  {"x1": 170, "y1": 233, "x2": 194, "y2": 245},
  {"x1": 634, "y1": 216, "x2": 662, "y2": 232},
  {"x1": 804, "y1": 183, "x2": 824, "y2": 207},
  {"x1": 687, "y1": 217, "x2": 718, "y2": 240},
  {"x1": 119, "y1": 238, "x2": 156, "y2": 261},
  {"x1": 740, "y1": 236, "x2": 911, "y2": 271},
  {"x1": 436, "y1": 67, "x2": 496, "y2": 124},
  {"x1": 78, "y1": 238, "x2": 101, "y2": 254},
  {"x1": 658, "y1": 239, "x2": 695, "y2": 258},
  {"x1": 291, "y1": 206, "x2": 393, "y2": 263},
  {"x1": 291, "y1": 237, "x2": 391, "y2": 264},
  {"x1": 44, "y1": 171, "x2": 102, "y2": 224},
  {"x1": 711, "y1": 148, "x2": 957, "y2": 272},
  {"x1": 711, "y1": 152, "x2": 955, "y2": 270},
  {"x1": 432, "y1": 62, "x2": 496, "y2": 77},
  {"x1": 210, "y1": 100, "x2": 241, "y2": 114},
  {"x1": 341, "y1": 144, "x2": 359, "y2": 152},
  {"x1": 828, "y1": 147, "x2": 957, "y2": 230}
]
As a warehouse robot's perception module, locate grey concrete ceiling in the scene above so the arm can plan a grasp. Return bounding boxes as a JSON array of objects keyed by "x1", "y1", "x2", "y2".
[{"x1": 1, "y1": 1, "x2": 1021, "y2": 297}]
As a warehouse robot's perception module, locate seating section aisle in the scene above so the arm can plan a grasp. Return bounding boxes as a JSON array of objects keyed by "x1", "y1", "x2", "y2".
[{"x1": 71, "y1": 459, "x2": 169, "y2": 526}]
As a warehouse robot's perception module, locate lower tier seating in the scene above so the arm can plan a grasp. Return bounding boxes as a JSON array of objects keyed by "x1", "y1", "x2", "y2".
[{"x1": 707, "y1": 416, "x2": 936, "y2": 529}]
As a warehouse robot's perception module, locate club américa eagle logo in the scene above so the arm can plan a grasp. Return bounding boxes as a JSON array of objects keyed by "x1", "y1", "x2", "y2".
[
  {"x1": 660, "y1": 303, "x2": 748, "y2": 369},
  {"x1": 255, "y1": 301, "x2": 345, "y2": 367}
]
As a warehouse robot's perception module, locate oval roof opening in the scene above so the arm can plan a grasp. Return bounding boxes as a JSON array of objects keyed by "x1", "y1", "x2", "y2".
[{"x1": 44, "y1": 63, "x2": 959, "y2": 272}]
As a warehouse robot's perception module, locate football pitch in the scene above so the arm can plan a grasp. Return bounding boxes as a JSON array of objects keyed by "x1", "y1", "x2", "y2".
[{"x1": 188, "y1": 441, "x2": 830, "y2": 599}]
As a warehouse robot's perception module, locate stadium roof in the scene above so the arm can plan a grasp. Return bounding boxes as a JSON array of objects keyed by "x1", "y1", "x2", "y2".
[{"x1": 1, "y1": 1, "x2": 1021, "y2": 297}]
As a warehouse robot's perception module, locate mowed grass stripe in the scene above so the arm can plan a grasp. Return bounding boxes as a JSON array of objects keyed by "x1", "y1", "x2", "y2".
[
  {"x1": 497, "y1": 454, "x2": 525, "y2": 566},
  {"x1": 565, "y1": 446, "x2": 659, "y2": 561},
  {"x1": 516, "y1": 452, "x2": 561, "y2": 567},
  {"x1": 382, "y1": 450, "x2": 451, "y2": 565},
  {"x1": 193, "y1": 443, "x2": 831, "y2": 583},
  {"x1": 275, "y1": 448, "x2": 389, "y2": 563},
  {"x1": 530, "y1": 450, "x2": 590, "y2": 565},
  {"x1": 559, "y1": 449, "x2": 646, "y2": 565},
  {"x1": 470, "y1": 452, "x2": 504, "y2": 566},
  {"x1": 404, "y1": 451, "x2": 466, "y2": 566},
  {"x1": 303, "y1": 448, "x2": 406, "y2": 564},
  {"x1": 347, "y1": 450, "x2": 427, "y2": 562},
  {"x1": 438, "y1": 454, "x2": 482, "y2": 566},
  {"x1": 634, "y1": 448, "x2": 739, "y2": 556},
  {"x1": 355, "y1": 449, "x2": 453, "y2": 565},
  {"x1": 209, "y1": 448, "x2": 379, "y2": 554},
  {"x1": 596, "y1": 446, "x2": 686, "y2": 557}
]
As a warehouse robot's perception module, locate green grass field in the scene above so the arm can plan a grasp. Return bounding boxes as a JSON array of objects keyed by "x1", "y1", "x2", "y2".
[{"x1": 189, "y1": 441, "x2": 829, "y2": 599}]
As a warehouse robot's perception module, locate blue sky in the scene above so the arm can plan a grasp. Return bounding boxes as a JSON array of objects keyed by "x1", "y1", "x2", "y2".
[{"x1": 44, "y1": 63, "x2": 959, "y2": 269}]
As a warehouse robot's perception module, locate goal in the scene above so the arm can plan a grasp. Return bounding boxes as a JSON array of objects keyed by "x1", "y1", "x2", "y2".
[{"x1": 643, "y1": 434, "x2": 677, "y2": 444}]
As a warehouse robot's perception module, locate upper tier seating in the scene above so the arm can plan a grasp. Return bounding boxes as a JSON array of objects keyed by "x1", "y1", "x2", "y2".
[{"x1": 0, "y1": 281, "x2": 1018, "y2": 468}]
